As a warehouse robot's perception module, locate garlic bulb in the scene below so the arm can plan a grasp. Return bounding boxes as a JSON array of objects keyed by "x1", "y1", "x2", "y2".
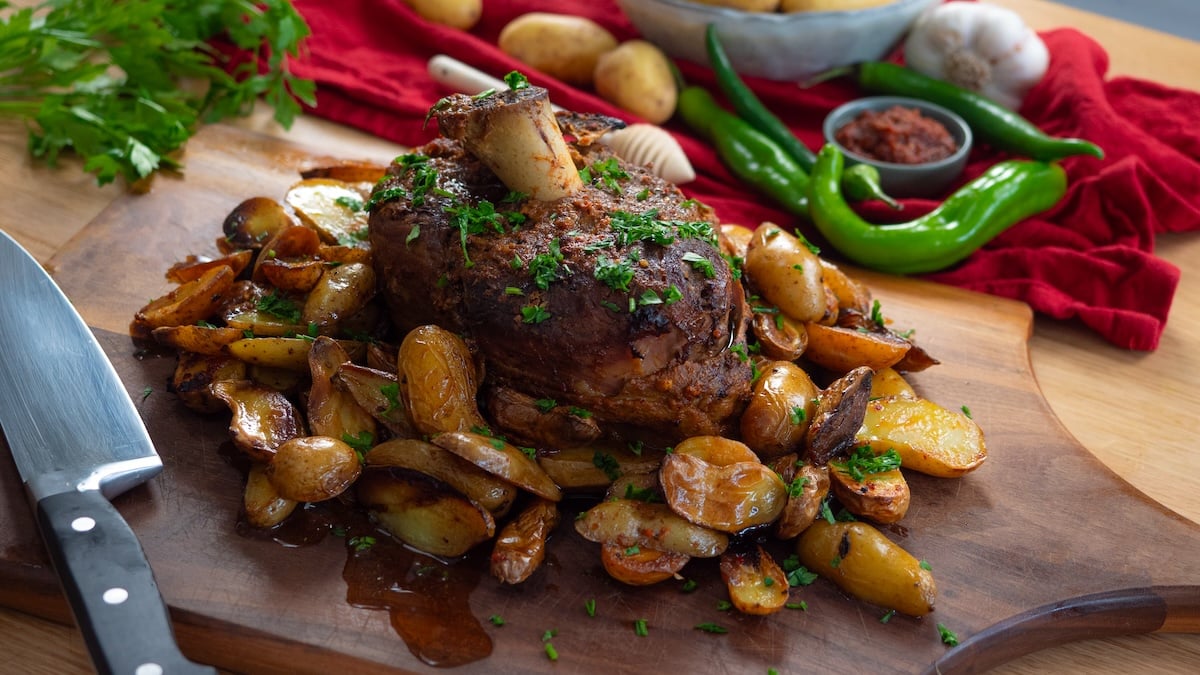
[{"x1": 903, "y1": 1, "x2": 1049, "y2": 110}]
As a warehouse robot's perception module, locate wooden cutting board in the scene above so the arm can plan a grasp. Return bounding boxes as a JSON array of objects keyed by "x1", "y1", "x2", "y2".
[{"x1": 2, "y1": 125, "x2": 1197, "y2": 674}]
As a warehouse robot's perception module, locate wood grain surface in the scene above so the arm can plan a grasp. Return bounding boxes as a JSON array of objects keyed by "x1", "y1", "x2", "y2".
[{"x1": 1, "y1": 123, "x2": 1197, "y2": 674}]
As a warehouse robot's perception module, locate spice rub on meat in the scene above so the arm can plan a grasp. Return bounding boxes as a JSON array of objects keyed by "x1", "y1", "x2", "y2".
[{"x1": 369, "y1": 85, "x2": 752, "y2": 441}]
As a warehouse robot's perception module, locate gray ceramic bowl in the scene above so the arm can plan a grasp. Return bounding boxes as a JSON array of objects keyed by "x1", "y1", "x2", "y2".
[
  {"x1": 823, "y1": 96, "x2": 973, "y2": 198},
  {"x1": 615, "y1": 0, "x2": 940, "y2": 82}
]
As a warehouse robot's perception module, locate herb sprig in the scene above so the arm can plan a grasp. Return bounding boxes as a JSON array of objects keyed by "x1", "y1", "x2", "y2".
[{"x1": 0, "y1": 0, "x2": 314, "y2": 185}]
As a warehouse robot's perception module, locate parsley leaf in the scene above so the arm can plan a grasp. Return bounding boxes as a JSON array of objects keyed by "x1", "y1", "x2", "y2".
[{"x1": 3, "y1": 0, "x2": 314, "y2": 185}]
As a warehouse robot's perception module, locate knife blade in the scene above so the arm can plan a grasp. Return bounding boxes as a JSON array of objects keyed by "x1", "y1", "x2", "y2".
[{"x1": 0, "y1": 230, "x2": 214, "y2": 675}]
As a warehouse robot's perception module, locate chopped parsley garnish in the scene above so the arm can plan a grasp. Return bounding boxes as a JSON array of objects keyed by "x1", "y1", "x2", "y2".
[
  {"x1": 789, "y1": 405, "x2": 807, "y2": 425},
  {"x1": 681, "y1": 579, "x2": 698, "y2": 593},
  {"x1": 716, "y1": 600, "x2": 733, "y2": 611},
  {"x1": 489, "y1": 614, "x2": 505, "y2": 626},
  {"x1": 380, "y1": 382, "x2": 401, "y2": 412},
  {"x1": 920, "y1": 560, "x2": 932, "y2": 570},
  {"x1": 405, "y1": 224, "x2": 421, "y2": 246},
  {"x1": 528, "y1": 238, "x2": 565, "y2": 289},
  {"x1": 335, "y1": 195, "x2": 363, "y2": 212},
  {"x1": 140, "y1": 386, "x2": 153, "y2": 402},
  {"x1": 786, "y1": 602, "x2": 807, "y2": 611},
  {"x1": 625, "y1": 545, "x2": 640, "y2": 556},
  {"x1": 544, "y1": 643, "x2": 558, "y2": 661},
  {"x1": 623, "y1": 483, "x2": 660, "y2": 503},
  {"x1": 585, "y1": 598, "x2": 597, "y2": 617},
  {"x1": 504, "y1": 71, "x2": 530, "y2": 90},
  {"x1": 592, "y1": 451, "x2": 620, "y2": 481},
  {"x1": 961, "y1": 405, "x2": 973, "y2": 419},
  {"x1": 504, "y1": 286, "x2": 525, "y2": 296},
  {"x1": 662, "y1": 284, "x2": 683, "y2": 304},
  {"x1": 580, "y1": 157, "x2": 628, "y2": 193},
  {"x1": 594, "y1": 254, "x2": 636, "y2": 292},
  {"x1": 633, "y1": 618, "x2": 648, "y2": 637},
  {"x1": 871, "y1": 299, "x2": 886, "y2": 326},
  {"x1": 348, "y1": 535, "x2": 375, "y2": 552},
  {"x1": 444, "y1": 199, "x2": 506, "y2": 267},
  {"x1": 366, "y1": 185, "x2": 407, "y2": 210},
  {"x1": 534, "y1": 398, "x2": 557, "y2": 412},
  {"x1": 256, "y1": 290, "x2": 301, "y2": 323},
  {"x1": 937, "y1": 623, "x2": 960, "y2": 646},
  {"x1": 681, "y1": 251, "x2": 715, "y2": 278},
  {"x1": 521, "y1": 304, "x2": 551, "y2": 324},
  {"x1": 787, "y1": 475, "x2": 809, "y2": 498},
  {"x1": 781, "y1": 554, "x2": 818, "y2": 587},
  {"x1": 880, "y1": 609, "x2": 896, "y2": 624},
  {"x1": 833, "y1": 446, "x2": 902, "y2": 482},
  {"x1": 694, "y1": 623, "x2": 728, "y2": 634},
  {"x1": 342, "y1": 431, "x2": 374, "y2": 458},
  {"x1": 568, "y1": 406, "x2": 592, "y2": 419}
]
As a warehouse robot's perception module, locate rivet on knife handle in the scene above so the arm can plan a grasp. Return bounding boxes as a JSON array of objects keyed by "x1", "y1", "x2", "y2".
[{"x1": 36, "y1": 489, "x2": 216, "y2": 675}]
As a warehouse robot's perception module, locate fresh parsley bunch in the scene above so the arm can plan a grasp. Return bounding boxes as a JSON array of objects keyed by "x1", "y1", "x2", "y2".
[{"x1": 0, "y1": 0, "x2": 315, "y2": 185}]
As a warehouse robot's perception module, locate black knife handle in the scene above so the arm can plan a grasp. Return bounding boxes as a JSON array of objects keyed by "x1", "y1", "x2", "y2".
[{"x1": 35, "y1": 489, "x2": 216, "y2": 675}]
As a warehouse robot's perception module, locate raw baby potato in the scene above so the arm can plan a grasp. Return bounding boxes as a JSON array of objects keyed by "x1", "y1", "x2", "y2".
[
  {"x1": 403, "y1": 0, "x2": 481, "y2": 30},
  {"x1": 498, "y1": 13, "x2": 617, "y2": 86},
  {"x1": 593, "y1": 40, "x2": 678, "y2": 124}
]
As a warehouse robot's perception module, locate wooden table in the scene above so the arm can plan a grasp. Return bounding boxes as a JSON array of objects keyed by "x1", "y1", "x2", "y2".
[{"x1": 1, "y1": 0, "x2": 1197, "y2": 672}]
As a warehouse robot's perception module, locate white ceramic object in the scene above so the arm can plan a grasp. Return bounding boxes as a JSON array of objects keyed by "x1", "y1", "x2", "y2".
[
  {"x1": 426, "y1": 55, "x2": 696, "y2": 184},
  {"x1": 615, "y1": 0, "x2": 940, "y2": 82}
]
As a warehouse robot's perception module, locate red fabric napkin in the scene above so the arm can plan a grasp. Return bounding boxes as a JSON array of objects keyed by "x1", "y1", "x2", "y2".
[{"x1": 277, "y1": 0, "x2": 1198, "y2": 351}]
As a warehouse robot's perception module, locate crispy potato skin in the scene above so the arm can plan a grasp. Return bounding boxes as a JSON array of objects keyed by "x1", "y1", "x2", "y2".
[
  {"x1": 491, "y1": 499, "x2": 560, "y2": 584},
  {"x1": 857, "y1": 396, "x2": 987, "y2": 477}
]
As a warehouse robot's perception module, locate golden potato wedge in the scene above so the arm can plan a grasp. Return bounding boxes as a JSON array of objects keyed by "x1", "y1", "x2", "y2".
[
  {"x1": 243, "y1": 462, "x2": 298, "y2": 528},
  {"x1": 250, "y1": 224, "x2": 322, "y2": 283},
  {"x1": 744, "y1": 224, "x2": 826, "y2": 323},
  {"x1": 170, "y1": 351, "x2": 247, "y2": 413},
  {"x1": 870, "y1": 367, "x2": 917, "y2": 400},
  {"x1": 673, "y1": 435, "x2": 758, "y2": 466},
  {"x1": 829, "y1": 452, "x2": 910, "y2": 524},
  {"x1": 574, "y1": 499, "x2": 729, "y2": 558},
  {"x1": 225, "y1": 337, "x2": 314, "y2": 371},
  {"x1": 720, "y1": 545, "x2": 790, "y2": 615},
  {"x1": 490, "y1": 498, "x2": 560, "y2": 584},
  {"x1": 210, "y1": 379, "x2": 306, "y2": 461},
  {"x1": 769, "y1": 456, "x2": 831, "y2": 540},
  {"x1": 796, "y1": 520, "x2": 936, "y2": 617},
  {"x1": 357, "y1": 469, "x2": 495, "y2": 558},
  {"x1": 720, "y1": 223, "x2": 753, "y2": 261},
  {"x1": 739, "y1": 361, "x2": 820, "y2": 460},
  {"x1": 223, "y1": 306, "x2": 308, "y2": 337},
  {"x1": 221, "y1": 196, "x2": 296, "y2": 251},
  {"x1": 334, "y1": 362, "x2": 417, "y2": 438},
  {"x1": 153, "y1": 324, "x2": 245, "y2": 356},
  {"x1": 818, "y1": 258, "x2": 872, "y2": 315},
  {"x1": 537, "y1": 444, "x2": 665, "y2": 491},
  {"x1": 267, "y1": 435, "x2": 362, "y2": 502},
  {"x1": 307, "y1": 336, "x2": 377, "y2": 445},
  {"x1": 301, "y1": 262, "x2": 377, "y2": 334},
  {"x1": 751, "y1": 309, "x2": 808, "y2": 362},
  {"x1": 398, "y1": 325, "x2": 488, "y2": 435},
  {"x1": 248, "y1": 365, "x2": 306, "y2": 393},
  {"x1": 131, "y1": 265, "x2": 235, "y2": 340},
  {"x1": 803, "y1": 321, "x2": 911, "y2": 373},
  {"x1": 259, "y1": 257, "x2": 327, "y2": 293},
  {"x1": 432, "y1": 431, "x2": 562, "y2": 502},
  {"x1": 284, "y1": 178, "x2": 371, "y2": 246},
  {"x1": 857, "y1": 396, "x2": 987, "y2": 477},
  {"x1": 366, "y1": 438, "x2": 517, "y2": 516},
  {"x1": 600, "y1": 542, "x2": 689, "y2": 586},
  {"x1": 166, "y1": 250, "x2": 253, "y2": 284},
  {"x1": 300, "y1": 160, "x2": 388, "y2": 185},
  {"x1": 659, "y1": 452, "x2": 787, "y2": 533},
  {"x1": 316, "y1": 243, "x2": 373, "y2": 267}
]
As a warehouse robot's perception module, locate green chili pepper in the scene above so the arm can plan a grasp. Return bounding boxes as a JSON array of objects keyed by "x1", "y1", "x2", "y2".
[
  {"x1": 678, "y1": 86, "x2": 810, "y2": 217},
  {"x1": 808, "y1": 143, "x2": 1067, "y2": 275},
  {"x1": 705, "y1": 24, "x2": 898, "y2": 209},
  {"x1": 814, "y1": 61, "x2": 1103, "y2": 162}
]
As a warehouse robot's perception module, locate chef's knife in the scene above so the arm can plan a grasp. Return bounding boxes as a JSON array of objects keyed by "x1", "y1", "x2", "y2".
[{"x1": 0, "y1": 230, "x2": 214, "y2": 675}]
